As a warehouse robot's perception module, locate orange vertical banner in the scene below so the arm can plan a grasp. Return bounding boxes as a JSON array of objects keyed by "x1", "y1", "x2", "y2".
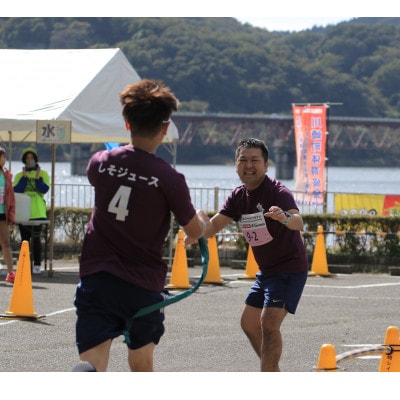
[{"x1": 292, "y1": 104, "x2": 328, "y2": 206}]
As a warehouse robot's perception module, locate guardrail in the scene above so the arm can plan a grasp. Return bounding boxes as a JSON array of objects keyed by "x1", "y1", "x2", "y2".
[{"x1": 46, "y1": 183, "x2": 333, "y2": 214}]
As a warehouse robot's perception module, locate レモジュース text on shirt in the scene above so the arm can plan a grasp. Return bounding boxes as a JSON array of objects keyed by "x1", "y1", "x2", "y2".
[{"x1": 97, "y1": 162, "x2": 159, "y2": 187}]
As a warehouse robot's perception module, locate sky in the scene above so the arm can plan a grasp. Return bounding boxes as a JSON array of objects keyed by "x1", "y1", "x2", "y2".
[
  {"x1": 1, "y1": 9, "x2": 355, "y2": 33},
  {"x1": 2, "y1": 1, "x2": 392, "y2": 34},
  {"x1": 2, "y1": 1, "x2": 383, "y2": 20},
  {"x1": 235, "y1": 17, "x2": 355, "y2": 32}
]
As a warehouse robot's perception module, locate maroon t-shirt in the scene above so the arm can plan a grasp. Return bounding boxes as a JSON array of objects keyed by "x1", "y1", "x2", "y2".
[
  {"x1": 79, "y1": 145, "x2": 196, "y2": 291},
  {"x1": 219, "y1": 175, "x2": 308, "y2": 275}
]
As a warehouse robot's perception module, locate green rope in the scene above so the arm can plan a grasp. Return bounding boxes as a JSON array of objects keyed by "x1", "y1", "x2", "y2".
[{"x1": 123, "y1": 237, "x2": 209, "y2": 345}]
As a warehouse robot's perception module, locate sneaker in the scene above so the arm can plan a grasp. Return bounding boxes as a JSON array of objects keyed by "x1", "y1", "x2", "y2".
[
  {"x1": 5, "y1": 272, "x2": 15, "y2": 284},
  {"x1": 32, "y1": 265, "x2": 41, "y2": 274}
]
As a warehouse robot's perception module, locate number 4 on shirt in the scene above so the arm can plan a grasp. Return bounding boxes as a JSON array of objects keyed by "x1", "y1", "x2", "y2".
[{"x1": 108, "y1": 185, "x2": 131, "y2": 221}]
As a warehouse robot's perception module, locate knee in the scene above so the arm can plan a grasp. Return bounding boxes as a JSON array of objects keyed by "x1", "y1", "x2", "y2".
[
  {"x1": 240, "y1": 315, "x2": 248, "y2": 333},
  {"x1": 240, "y1": 314, "x2": 260, "y2": 337}
]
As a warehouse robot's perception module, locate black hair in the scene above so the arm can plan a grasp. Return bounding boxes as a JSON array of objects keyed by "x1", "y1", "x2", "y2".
[
  {"x1": 22, "y1": 151, "x2": 38, "y2": 164},
  {"x1": 235, "y1": 138, "x2": 269, "y2": 162}
]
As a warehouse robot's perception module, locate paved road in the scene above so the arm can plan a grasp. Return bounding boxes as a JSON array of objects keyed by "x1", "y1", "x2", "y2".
[{"x1": 0, "y1": 261, "x2": 399, "y2": 374}]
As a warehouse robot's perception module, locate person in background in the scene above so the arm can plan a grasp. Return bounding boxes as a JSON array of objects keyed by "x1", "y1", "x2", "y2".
[
  {"x1": 185, "y1": 137, "x2": 308, "y2": 372},
  {"x1": 13, "y1": 147, "x2": 50, "y2": 275},
  {"x1": 0, "y1": 147, "x2": 16, "y2": 284},
  {"x1": 73, "y1": 79, "x2": 207, "y2": 372}
]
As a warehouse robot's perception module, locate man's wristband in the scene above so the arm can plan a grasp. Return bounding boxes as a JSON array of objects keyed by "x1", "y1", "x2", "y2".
[{"x1": 281, "y1": 211, "x2": 292, "y2": 225}]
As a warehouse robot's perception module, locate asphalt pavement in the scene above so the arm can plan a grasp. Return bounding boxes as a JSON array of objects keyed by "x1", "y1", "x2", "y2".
[{"x1": 1, "y1": 259, "x2": 399, "y2": 374}]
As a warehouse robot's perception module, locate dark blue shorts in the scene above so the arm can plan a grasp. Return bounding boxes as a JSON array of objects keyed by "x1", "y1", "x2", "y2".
[
  {"x1": 74, "y1": 272, "x2": 167, "y2": 354},
  {"x1": 245, "y1": 271, "x2": 307, "y2": 314}
]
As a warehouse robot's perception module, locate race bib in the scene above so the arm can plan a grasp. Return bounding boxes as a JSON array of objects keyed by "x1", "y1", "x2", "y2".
[{"x1": 241, "y1": 211, "x2": 273, "y2": 247}]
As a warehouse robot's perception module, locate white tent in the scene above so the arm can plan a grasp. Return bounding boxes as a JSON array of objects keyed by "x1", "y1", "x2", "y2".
[
  {"x1": 0, "y1": 48, "x2": 178, "y2": 143},
  {"x1": 0, "y1": 48, "x2": 179, "y2": 276}
]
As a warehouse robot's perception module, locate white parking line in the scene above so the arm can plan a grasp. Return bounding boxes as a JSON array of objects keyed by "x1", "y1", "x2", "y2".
[
  {"x1": 0, "y1": 307, "x2": 75, "y2": 326},
  {"x1": 306, "y1": 282, "x2": 400, "y2": 289}
]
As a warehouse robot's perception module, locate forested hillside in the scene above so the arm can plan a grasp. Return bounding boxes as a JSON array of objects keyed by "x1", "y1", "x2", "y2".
[
  {"x1": 1, "y1": 17, "x2": 400, "y2": 118},
  {"x1": 2, "y1": 17, "x2": 400, "y2": 166}
]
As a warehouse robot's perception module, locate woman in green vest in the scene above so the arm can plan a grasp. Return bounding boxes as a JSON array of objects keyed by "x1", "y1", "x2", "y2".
[{"x1": 13, "y1": 147, "x2": 50, "y2": 274}]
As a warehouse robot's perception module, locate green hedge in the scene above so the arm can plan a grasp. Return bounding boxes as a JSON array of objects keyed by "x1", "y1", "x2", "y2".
[
  {"x1": 27, "y1": 209, "x2": 399, "y2": 258},
  {"x1": 302, "y1": 214, "x2": 400, "y2": 257}
]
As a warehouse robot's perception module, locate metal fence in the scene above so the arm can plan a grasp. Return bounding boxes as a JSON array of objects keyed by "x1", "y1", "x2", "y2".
[{"x1": 47, "y1": 183, "x2": 333, "y2": 214}]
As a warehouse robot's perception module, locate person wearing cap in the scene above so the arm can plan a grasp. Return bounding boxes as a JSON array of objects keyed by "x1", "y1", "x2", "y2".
[{"x1": 13, "y1": 147, "x2": 50, "y2": 274}]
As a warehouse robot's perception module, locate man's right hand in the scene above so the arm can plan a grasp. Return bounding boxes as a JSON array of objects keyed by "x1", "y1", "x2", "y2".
[{"x1": 184, "y1": 235, "x2": 198, "y2": 247}]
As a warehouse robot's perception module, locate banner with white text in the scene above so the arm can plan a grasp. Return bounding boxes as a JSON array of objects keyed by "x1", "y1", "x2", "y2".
[{"x1": 292, "y1": 104, "x2": 328, "y2": 206}]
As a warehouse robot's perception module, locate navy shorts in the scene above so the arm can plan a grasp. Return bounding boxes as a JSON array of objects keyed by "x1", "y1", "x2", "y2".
[
  {"x1": 245, "y1": 271, "x2": 307, "y2": 314},
  {"x1": 74, "y1": 272, "x2": 167, "y2": 354}
]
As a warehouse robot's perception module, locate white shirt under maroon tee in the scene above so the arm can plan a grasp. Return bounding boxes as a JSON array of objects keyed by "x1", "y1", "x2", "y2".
[
  {"x1": 79, "y1": 145, "x2": 196, "y2": 292},
  {"x1": 219, "y1": 175, "x2": 308, "y2": 275}
]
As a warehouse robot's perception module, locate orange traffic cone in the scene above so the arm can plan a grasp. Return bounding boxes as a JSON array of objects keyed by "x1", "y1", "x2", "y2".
[
  {"x1": 379, "y1": 326, "x2": 400, "y2": 372},
  {"x1": 316, "y1": 344, "x2": 337, "y2": 372},
  {"x1": 166, "y1": 230, "x2": 192, "y2": 289},
  {"x1": 309, "y1": 225, "x2": 335, "y2": 277},
  {"x1": 239, "y1": 245, "x2": 258, "y2": 280},
  {"x1": 1, "y1": 241, "x2": 44, "y2": 320},
  {"x1": 204, "y1": 236, "x2": 224, "y2": 285}
]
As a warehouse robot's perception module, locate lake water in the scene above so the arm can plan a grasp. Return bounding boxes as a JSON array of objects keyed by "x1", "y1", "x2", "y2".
[
  {"x1": 10, "y1": 162, "x2": 398, "y2": 212},
  {"x1": 175, "y1": 165, "x2": 400, "y2": 195},
  {"x1": 15, "y1": 162, "x2": 398, "y2": 195}
]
